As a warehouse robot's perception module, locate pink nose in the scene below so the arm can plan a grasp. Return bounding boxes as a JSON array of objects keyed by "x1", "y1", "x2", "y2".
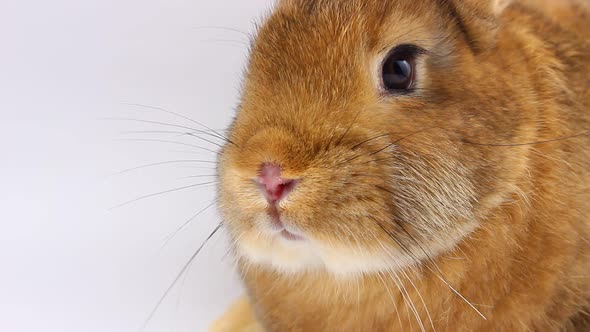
[{"x1": 257, "y1": 163, "x2": 297, "y2": 202}]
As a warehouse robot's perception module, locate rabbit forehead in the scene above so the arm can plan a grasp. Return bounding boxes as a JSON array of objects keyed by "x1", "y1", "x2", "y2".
[{"x1": 243, "y1": 0, "x2": 445, "y2": 106}]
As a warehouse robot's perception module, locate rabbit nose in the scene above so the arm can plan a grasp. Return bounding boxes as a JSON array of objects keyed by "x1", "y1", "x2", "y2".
[{"x1": 257, "y1": 163, "x2": 297, "y2": 203}]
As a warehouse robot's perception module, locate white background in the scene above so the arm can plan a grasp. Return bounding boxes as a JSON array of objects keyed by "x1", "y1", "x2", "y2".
[{"x1": 0, "y1": 1, "x2": 273, "y2": 331}]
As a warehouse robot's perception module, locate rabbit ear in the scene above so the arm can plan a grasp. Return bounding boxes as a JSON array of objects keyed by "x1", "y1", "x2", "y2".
[{"x1": 444, "y1": 0, "x2": 513, "y2": 52}]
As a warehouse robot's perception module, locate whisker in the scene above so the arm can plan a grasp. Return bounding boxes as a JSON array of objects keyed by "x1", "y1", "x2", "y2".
[
  {"x1": 375, "y1": 271, "x2": 404, "y2": 329},
  {"x1": 367, "y1": 127, "x2": 438, "y2": 158},
  {"x1": 160, "y1": 201, "x2": 217, "y2": 248},
  {"x1": 386, "y1": 270, "x2": 416, "y2": 332},
  {"x1": 199, "y1": 39, "x2": 250, "y2": 47},
  {"x1": 435, "y1": 274, "x2": 486, "y2": 320},
  {"x1": 112, "y1": 181, "x2": 216, "y2": 209},
  {"x1": 374, "y1": 219, "x2": 416, "y2": 260},
  {"x1": 120, "y1": 129, "x2": 226, "y2": 138},
  {"x1": 115, "y1": 160, "x2": 216, "y2": 175},
  {"x1": 359, "y1": 156, "x2": 397, "y2": 166},
  {"x1": 375, "y1": 185, "x2": 487, "y2": 321},
  {"x1": 333, "y1": 108, "x2": 365, "y2": 147},
  {"x1": 121, "y1": 130, "x2": 191, "y2": 135},
  {"x1": 391, "y1": 270, "x2": 425, "y2": 332},
  {"x1": 333, "y1": 127, "x2": 436, "y2": 169},
  {"x1": 106, "y1": 117, "x2": 226, "y2": 145},
  {"x1": 351, "y1": 133, "x2": 391, "y2": 150},
  {"x1": 139, "y1": 223, "x2": 223, "y2": 332},
  {"x1": 117, "y1": 138, "x2": 219, "y2": 154},
  {"x1": 374, "y1": 231, "x2": 426, "y2": 331},
  {"x1": 464, "y1": 129, "x2": 590, "y2": 147},
  {"x1": 373, "y1": 240, "x2": 405, "y2": 330},
  {"x1": 400, "y1": 269, "x2": 436, "y2": 332},
  {"x1": 120, "y1": 103, "x2": 239, "y2": 147},
  {"x1": 176, "y1": 175, "x2": 217, "y2": 180},
  {"x1": 191, "y1": 26, "x2": 252, "y2": 38}
]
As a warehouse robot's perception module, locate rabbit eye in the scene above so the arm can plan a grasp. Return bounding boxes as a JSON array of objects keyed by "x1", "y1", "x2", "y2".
[{"x1": 381, "y1": 45, "x2": 420, "y2": 93}]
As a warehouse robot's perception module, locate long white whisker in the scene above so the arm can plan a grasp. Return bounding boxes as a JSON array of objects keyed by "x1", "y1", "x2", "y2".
[
  {"x1": 112, "y1": 182, "x2": 216, "y2": 209},
  {"x1": 373, "y1": 239, "x2": 404, "y2": 330},
  {"x1": 115, "y1": 160, "x2": 216, "y2": 175},
  {"x1": 191, "y1": 26, "x2": 252, "y2": 38},
  {"x1": 106, "y1": 117, "x2": 226, "y2": 144},
  {"x1": 120, "y1": 103, "x2": 238, "y2": 147},
  {"x1": 139, "y1": 223, "x2": 222, "y2": 331},
  {"x1": 435, "y1": 275, "x2": 486, "y2": 320},
  {"x1": 400, "y1": 268, "x2": 436, "y2": 332},
  {"x1": 117, "y1": 137, "x2": 219, "y2": 154},
  {"x1": 375, "y1": 271, "x2": 403, "y2": 329},
  {"x1": 377, "y1": 205, "x2": 487, "y2": 322},
  {"x1": 389, "y1": 269, "x2": 425, "y2": 332},
  {"x1": 160, "y1": 201, "x2": 217, "y2": 248}
]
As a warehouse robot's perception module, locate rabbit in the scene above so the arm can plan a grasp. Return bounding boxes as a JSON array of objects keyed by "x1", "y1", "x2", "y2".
[{"x1": 213, "y1": 0, "x2": 590, "y2": 330}]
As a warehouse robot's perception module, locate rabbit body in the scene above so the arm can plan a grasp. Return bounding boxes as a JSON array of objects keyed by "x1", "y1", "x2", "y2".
[{"x1": 214, "y1": 0, "x2": 590, "y2": 331}]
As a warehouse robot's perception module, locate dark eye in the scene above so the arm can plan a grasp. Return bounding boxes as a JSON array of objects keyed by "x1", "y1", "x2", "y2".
[{"x1": 381, "y1": 45, "x2": 420, "y2": 93}]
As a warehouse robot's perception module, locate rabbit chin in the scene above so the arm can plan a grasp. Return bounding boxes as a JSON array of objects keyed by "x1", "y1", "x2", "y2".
[
  {"x1": 234, "y1": 220, "x2": 482, "y2": 276},
  {"x1": 234, "y1": 229, "x2": 420, "y2": 276}
]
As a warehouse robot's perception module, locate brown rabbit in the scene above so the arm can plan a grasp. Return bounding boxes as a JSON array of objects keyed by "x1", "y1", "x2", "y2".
[{"x1": 213, "y1": 0, "x2": 590, "y2": 330}]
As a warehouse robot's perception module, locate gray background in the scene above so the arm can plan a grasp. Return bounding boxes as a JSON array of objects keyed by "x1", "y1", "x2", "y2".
[{"x1": 0, "y1": 1, "x2": 273, "y2": 331}]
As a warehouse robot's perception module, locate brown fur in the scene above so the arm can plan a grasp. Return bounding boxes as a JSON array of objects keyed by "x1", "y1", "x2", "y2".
[{"x1": 214, "y1": 0, "x2": 590, "y2": 330}]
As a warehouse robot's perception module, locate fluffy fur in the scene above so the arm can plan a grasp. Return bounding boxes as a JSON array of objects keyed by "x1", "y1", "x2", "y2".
[{"x1": 214, "y1": 0, "x2": 590, "y2": 330}]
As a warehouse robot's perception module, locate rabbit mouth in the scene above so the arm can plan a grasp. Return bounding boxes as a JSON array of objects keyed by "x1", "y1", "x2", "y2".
[
  {"x1": 267, "y1": 206, "x2": 306, "y2": 241},
  {"x1": 277, "y1": 228, "x2": 305, "y2": 241}
]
